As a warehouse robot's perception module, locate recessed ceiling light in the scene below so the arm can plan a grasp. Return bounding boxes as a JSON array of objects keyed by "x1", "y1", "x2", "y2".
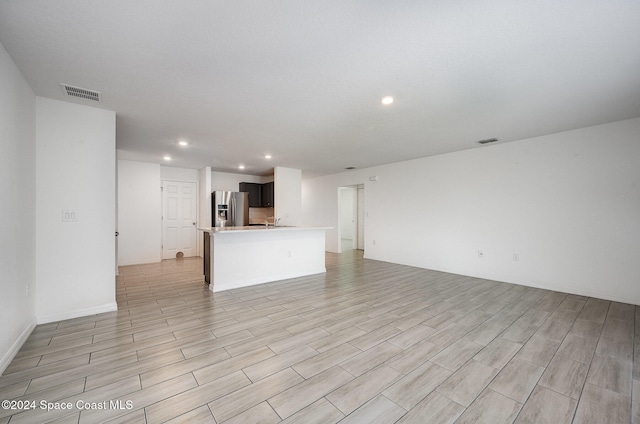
[
  {"x1": 264, "y1": 154, "x2": 272, "y2": 159},
  {"x1": 163, "y1": 156, "x2": 172, "y2": 161},
  {"x1": 381, "y1": 96, "x2": 394, "y2": 105},
  {"x1": 238, "y1": 164, "x2": 245, "y2": 170},
  {"x1": 178, "y1": 140, "x2": 188, "y2": 147}
]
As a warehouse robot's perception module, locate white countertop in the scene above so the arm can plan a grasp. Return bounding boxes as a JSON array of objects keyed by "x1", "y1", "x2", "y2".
[{"x1": 198, "y1": 226, "x2": 331, "y2": 234}]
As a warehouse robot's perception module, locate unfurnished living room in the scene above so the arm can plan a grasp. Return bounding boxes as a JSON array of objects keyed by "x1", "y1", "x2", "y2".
[{"x1": 1, "y1": 2, "x2": 640, "y2": 423}]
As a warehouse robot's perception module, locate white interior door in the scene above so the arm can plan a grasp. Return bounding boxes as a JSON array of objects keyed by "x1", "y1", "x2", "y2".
[{"x1": 163, "y1": 181, "x2": 197, "y2": 259}]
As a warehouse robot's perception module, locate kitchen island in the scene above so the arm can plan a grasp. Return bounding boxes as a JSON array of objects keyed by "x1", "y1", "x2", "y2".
[{"x1": 199, "y1": 226, "x2": 330, "y2": 292}]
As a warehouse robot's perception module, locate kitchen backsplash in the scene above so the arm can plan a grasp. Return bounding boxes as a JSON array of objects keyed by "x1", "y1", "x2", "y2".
[{"x1": 249, "y1": 207, "x2": 275, "y2": 224}]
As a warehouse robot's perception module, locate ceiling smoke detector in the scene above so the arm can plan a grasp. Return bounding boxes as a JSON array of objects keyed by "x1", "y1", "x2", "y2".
[
  {"x1": 60, "y1": 83, "x2": 102, "y2": 102},
  {"x1": 476, "y1": 137, "x2": 498, "y2": 145}
]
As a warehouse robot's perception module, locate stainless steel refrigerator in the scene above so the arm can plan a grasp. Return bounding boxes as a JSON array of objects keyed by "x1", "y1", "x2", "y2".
[{"x1": 212, "y1": 191, "x2": 249, "y2": 227}]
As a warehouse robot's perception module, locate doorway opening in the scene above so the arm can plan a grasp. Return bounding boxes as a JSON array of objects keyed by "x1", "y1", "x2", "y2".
[{"x1": 338, "y1": 184, "x2": 364, "y2": 253}]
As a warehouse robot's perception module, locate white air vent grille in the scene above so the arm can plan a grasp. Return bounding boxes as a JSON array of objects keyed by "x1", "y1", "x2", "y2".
[{"x1": 60, "y1": 83, "x2": 101, "y2": 102}]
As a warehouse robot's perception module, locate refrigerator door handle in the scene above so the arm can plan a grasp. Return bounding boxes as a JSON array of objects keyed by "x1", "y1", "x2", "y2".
[{"x1": 231, "y1": 196, "x2": 236, "y2": 225}]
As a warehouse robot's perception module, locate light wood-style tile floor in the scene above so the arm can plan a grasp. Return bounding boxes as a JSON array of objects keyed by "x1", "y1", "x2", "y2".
[{"x1": 1, "y1": 251, "x2": 638, "y2": 423}]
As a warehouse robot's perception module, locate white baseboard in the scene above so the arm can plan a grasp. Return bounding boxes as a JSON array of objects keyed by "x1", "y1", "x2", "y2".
[
  {"x1": 37, "y1": 302, "x2": 118, "y2": 325},
  {"x1": 117, "y1": 257, "x2": 162, "y2": 267},
  {"x1": 0, "y1": 318, "x2": 37, "y2": 375}
]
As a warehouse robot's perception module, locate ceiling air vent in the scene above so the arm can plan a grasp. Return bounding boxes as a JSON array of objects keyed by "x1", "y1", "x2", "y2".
[
  {"x1": 60, "y1": 83, "x2": 101, "y2": 102},
  {"x1": 476, "y1": 137, "x2": 498, "y2": 145}
]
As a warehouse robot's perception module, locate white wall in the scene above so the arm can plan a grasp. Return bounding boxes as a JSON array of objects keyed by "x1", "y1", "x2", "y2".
[
  {"x1": 303, "y1": 172, "x2": 363, "y2": 251},
  {"x1": 275, "y1": 167, "x2": 302, "y2": 226},
  {"x1": 199, "y1": 167, "x2": 212, "y2": 256},
  {"x1": 162, "y1": 166, "x2": 199, "y2": 182},
  {"x1": 36, "y1": 97, "x2": 117, "y2": 323},
  {"x1": 302, "y1": 117, "x2": 640, "y2": 304},
  {"x1": 117, "y1": 160, "x2": 161, "y2": 265},
  {"x1": 0, "y1": 42, "x2": 37, "y2": 372},
  {"x1": 118, "y1": 164, "x2": 203, "y2": 265}
]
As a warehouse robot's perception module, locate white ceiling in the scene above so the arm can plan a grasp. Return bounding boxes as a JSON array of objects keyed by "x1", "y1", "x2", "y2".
[{"x1": 1, "y1": 1, "x2": 639, "y2": 178}]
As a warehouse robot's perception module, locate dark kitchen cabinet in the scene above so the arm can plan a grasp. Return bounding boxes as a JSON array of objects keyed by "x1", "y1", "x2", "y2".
[
  {"x1": 239, "y1": 182, "x2": 262, "y2": 207},
  {"x1": 261, "y1": 182, "x2": 274, "y2": 207},
  {"x1": 203, "y1": 232, "x2": 210, "y2": 284},
  {"x1": 240, "y1": 181, "x2": 274, "y2": 208}
]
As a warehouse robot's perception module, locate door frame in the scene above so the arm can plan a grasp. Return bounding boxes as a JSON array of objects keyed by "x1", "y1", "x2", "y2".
[
  {"x1": 338, "y1": 184, "x2": 364, "y2": 253},
  {"x1": 356, "y1": 184, "x2": 365, "y2": 250}
]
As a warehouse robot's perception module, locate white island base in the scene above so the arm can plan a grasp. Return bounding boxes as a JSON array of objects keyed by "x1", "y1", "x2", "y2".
[{"x1": 199, "y1": 226, "x2": 329, "y2": 292}]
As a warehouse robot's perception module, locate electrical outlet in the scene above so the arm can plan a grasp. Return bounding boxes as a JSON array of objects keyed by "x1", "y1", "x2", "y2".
[
  {"x1": 372, "y1": 240, "x2": 376, "y2": 246},
  {"x1": 26, "y1": 283, "x2": 30, "y2": 297},
  {"x1": 288, "y1": 250, "x2": 292, "y2": 258},
  {"x1": 61, "y1": 210, "x2": 78, "y2": 222},
  {"x1": 513, "y1": 253, "x2": 520, "y2": 262},
  {"x1": 478, "y1": 250, "x2": 484, "y2": 258}
]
